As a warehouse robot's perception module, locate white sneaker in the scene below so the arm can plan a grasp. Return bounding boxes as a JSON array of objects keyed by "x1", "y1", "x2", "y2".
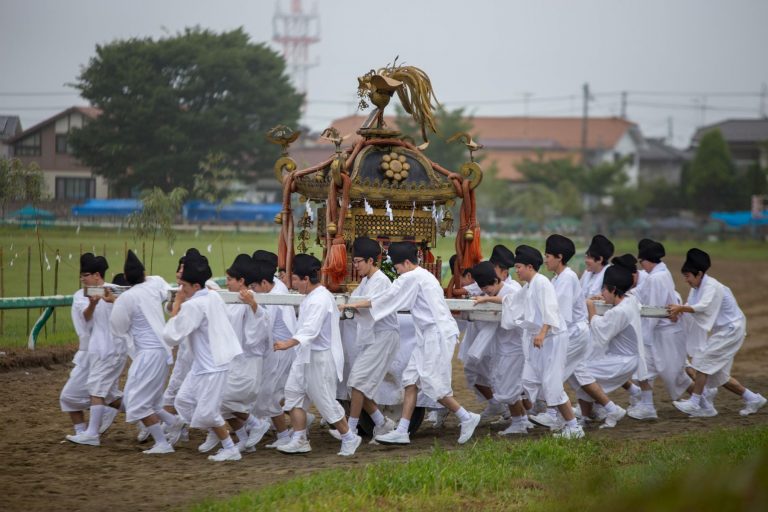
[
  {"x1": 673, "y1": 399, "x2": 718, "y2": 418},
  {"x1": 627, "y1": 403, "x2": 658, "y2": 420},
  {"x1": 198, "y1": 431, "x2": 220, "y2": 453},
  {"x1": 66, "y1": 432, "x2": 100, "y2": 446},
  {"x1": 553, "y1": 424, "x2": 585, "y2": 439},
  {"x1": 739, "y1": 394, "x2": 767, "y2": 416},
  {"x1": 265, "y1": 435, "x2": 292, "y2": 449},
  {"x1": 246, "y1": 419, "x2": 271, "y2": 448},
  {"x1": 480, "y1": 401, "x2": 506, "y2": 421},
  {"x1": 703, "y1": 387, "x2": 719, "y2": 403},
  {"x1": 431, "y1": 408, "x2": 449, "y2": 428},
  {"x1": 180, "y1": 427, "x2": 190, "y2": 443},
  {"x1": 99, "y1": 406, "x2": 119, "y2": 435},
  {"x1": 306, "y1": 413, "x2": 316, "y2": 430},
  {"x1": 372, "y1": 417, "x2": 396, "y2": 437},
  {"x1": 277, "y1": 437, "x2": 311, "y2": 454},
  {"x1": 592, "y1": 404, "x2": 608, "y2": 421},
  {"x1": 528, "y1": 412, "x2": 564, "y2": 431},
  {"x1": 136, "y1": 423, "x2": 150, "y2": 443},
  {"x1": 208, "y1": 447, "x2": 242, "y2": 462},
  {"x1": 375, "y1": 429, "x2": 410, "y2": 445},
  {"x1": 600, "y1": 406, "x2": 627, "y2": 429},
  {"x1": 628, "y1": 392, "x2": 642, "y2": 407},
  {"x1": 522, "y1": 417, "x2": 535, "y2": 429},
  {"x1": 327, "y1": 429, "x2": 342, "y2": 441},
  {"x1": 165, "y1": 418, "x2": 186, "y2": 447},
  {"x1": 338, "y1": 434, "x2": 362, "y2": 456},
  {"x1": 498, "y1": 421, "x2": 529, "y2": 436},
  {"x1": 142, "y1": 443, "x2": 174, "y2": 454},
  {"x1": 458, "y1": 412, "x2": 481, "y2": 444}
]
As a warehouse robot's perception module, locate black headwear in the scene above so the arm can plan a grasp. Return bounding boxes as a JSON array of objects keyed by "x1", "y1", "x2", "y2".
[
  {"x1": 586, "y1": 234, "x2": 614, "y2": 263},
  {"x1": 123, "y1": 249, "x2": 145, "y2": 285},
  {"x1": 514, "y1": 245, "x2": 543, "y2": 270},
  {"x1": 681, "y1": 248, "x2": 711, "y2": 275},
  {"x1": 293, "y1": 254, "x2": 321, "y2": 279},
  {"x1": 611, "y1": 254, "x2": 638, "y2": 274},
  {"x1": 489, "y1": 244, "x2": 515, "y2": 269},
  {"x1": 252, "y1": 250, "x2": 278, "y2": 269},
  {"x1": 251, "y1": 260, "x2": 276, "y2": 284},
  {"x1": 352, "y1": 237, "x2": 381, "y2": 261},
  {"x1": 602, "y1": 265, "x2": 633, "y2": 295},
  {"x1": 227, "y1": 254, "x2": 253, "y2": 281},
  {"x1": 637, "y1": 239, "x2": 665, "y2": 264},
  {"x1": 545, "y1": 234, "x2": 576, "y2": 264},
  {"x1": 388, "y1": 241, "x2": 418, "y2": 266},
  {"x1": 111, "y1": 273, "x2": 130, "y2": 287},
  {"x1": 470, "y1": 261, "x2": 499, "y2": 288},
  {"x1": 180, "y1": 257, "x2": 212, "y2": 287},
  {"x1": 80, "y1": 252, "x2": 108, "y2": 276}
]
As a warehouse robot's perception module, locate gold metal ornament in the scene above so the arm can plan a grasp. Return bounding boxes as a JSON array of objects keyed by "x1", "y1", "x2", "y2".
[
  {"x1": 464, "y1": 228, "x2": 474, "y2": 241},
  {"x1": 379, "y1": 152, "x2": 411, "y2": 183},
  {"x1": 274, "y1": 212, "x2": 283, "y2": 225}
]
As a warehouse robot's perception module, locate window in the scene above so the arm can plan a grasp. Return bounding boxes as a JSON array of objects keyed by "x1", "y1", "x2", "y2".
[
  {"x1": 55, "y1": 177, "x2": 96, "y2": 200},
  {"x1": 14, "y1": 133, "x2": 41, "y2": 156},
  {"x1": 55, "y1": 134, "x2": 72, "y2": 154}
]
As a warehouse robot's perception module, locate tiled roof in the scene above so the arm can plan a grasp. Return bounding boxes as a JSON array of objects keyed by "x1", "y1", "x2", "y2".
[
  {"x1": 0, "y1": 115, "x2": 22, "y2": 140},
  {"x1": 691, "y1": 119, "x2": 768, "y2": 146},
  {"x1": 8, "y1": 106, "x2": 101, "y2": 143}
]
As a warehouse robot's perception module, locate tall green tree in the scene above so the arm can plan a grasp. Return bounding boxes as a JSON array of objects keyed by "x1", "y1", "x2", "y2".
[
  {"x1": 70, "y1": 27, "x2": 303, "y2": 196},
  {"x1": 687, "y1": 129, "x2": 738, "y2": 214},
  {"x1": 0, "y1": 158, "x2": 44, "y2": 216},
  {"x1": 128, "y1": 187, "x2": 188, "y2": 272}
]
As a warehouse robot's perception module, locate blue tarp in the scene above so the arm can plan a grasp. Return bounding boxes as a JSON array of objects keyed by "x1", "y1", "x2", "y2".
[
  {"x1": 10, "y1": 204, "x2": 55, "y2": 220},
  {"x1": 710, "y1": 210, "x2": 768, "y2": 227},
  {"x1": 72, "y1": 199, "x2": 142, "y2": 217},
  {"x1": 183, "y1": 201, "x2": 282, "y2": 222}
]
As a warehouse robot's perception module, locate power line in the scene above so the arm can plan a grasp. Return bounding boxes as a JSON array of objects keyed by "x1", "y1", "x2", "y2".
[{"x1": 0, "y1": 91, "x2": 79, "y2": 97}]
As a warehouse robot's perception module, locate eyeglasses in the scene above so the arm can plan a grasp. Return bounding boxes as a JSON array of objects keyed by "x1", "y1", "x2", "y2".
[
  {"x1": 352, "y1": 258, "x2": 366, "y2": 264},
  {"x1": 79, "y1": 273, "x2": 93, "y2": 278}
]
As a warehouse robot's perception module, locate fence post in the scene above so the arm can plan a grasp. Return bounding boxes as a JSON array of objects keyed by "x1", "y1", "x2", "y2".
[
  {"x1": 53, "y1": 249, "x2": 60, "y2": 333},
  {"x1": 0, "y1": 246, "x2": 4, "y2": 336},
  {"x1": 26, "y1": 246, "x2": 31, "y2": 334}
]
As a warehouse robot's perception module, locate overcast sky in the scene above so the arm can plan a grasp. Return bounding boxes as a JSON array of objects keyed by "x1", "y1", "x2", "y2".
[{"x1": 2, "y1": 0, "x2": 767, "y2": 148}]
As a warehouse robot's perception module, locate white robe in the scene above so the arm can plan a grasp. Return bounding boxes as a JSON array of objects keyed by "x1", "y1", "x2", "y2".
[
  {"x1": 580, "y1": 265, "x2": 609, "y2": 300},
  {"x1": 110, "y1": 276, "x2": 172, "y2": 359},
  {"x1": 552, "y1": 267, "x2": 591, "y2": 384}
]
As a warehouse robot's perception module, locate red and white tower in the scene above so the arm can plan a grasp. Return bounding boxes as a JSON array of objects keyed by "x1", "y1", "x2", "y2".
[{"x1": 272, "y1": 0, "x2": 320, "y2": 97}]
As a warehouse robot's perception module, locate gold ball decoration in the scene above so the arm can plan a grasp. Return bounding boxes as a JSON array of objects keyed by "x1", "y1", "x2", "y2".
[
  {"x1": 327, "y1": 222, "x2": 337, "y2": 236},
  {"x1": 274, "y1": 212, "x2": 283, "y2": 225},
  {"x1": 464, "y1": 228, "x2": 474, "y2": 241},
  {"x1": 379, "y1": 152, "x2": 410, "y2": 183}
]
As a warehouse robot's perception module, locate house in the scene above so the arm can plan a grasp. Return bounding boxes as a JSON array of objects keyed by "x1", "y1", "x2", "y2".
[
  {"x1": 322, "y1": 115, "x2": 644, "y2": 185},
  {"x1": 691, "y1": 119, "x2": 768, "y2": 170},
  {"x1": 637, "y1": 137, "x2": 690, "y2": 186},
  {"x1": 8, "y1": 106, "x2": 109, "y2": 200},
  {"x1": 0, "y1": 115, "x2": 22, "y2": 158}
]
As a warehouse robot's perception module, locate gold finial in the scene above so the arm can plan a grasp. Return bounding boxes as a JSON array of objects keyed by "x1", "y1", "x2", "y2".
[
  {"x1": 447, "y1": 132, "x2": 484, "y2": 162},
  {"x1": 266, "y1": 125, "x2": 300, "y2": 155}
]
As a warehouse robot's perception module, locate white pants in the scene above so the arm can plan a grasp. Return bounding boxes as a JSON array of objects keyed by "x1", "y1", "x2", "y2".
[
  {"x1": 643, "y1": 326, "x2": 691, "y2": 399},
  {"x1": 348, "y1": 330, "x2": 400, "y2": 400},
  {"x1": 522, "y1": 332, "x2": 569, "y2": 407},
  {"x1": 492, "y1": 343, "x2": 525, "y2": 404},
  {"x1": 175, "y1": 370, "x2": 228, "y2": 429},
  {"x1": 691, "y1": 322, "x2": 745, "y2": 388},
  {"x1": 86, "y1": 352, "x2": 126, "y2": 399},
  {"x1": 563, "y1": 322, "x2": 591, "y2": 383},
  {"x1": 576, "y1": 353, "x2": 638, "y2": 402},
  {"x1": 284, "y1": 349, "x2": 345, "y2": 424},
  {"x1": 252, "y1": 347, "x2": 296, "y2": 418},
  {"x1": 60, "y1": 350, "x2": 120, "y2": 412},
  {"x1": 124, "y1": 349, "x2": 170, "y2": 423},
  {"x1": 402, "y1": 327, "x2": 456, "y2": 402},
  {"x1": 221, "y1": 355, "x2": 263, "y2": 417},
  {"x1": 163, "y1": 342, "x2": 193, "y2": 407}
]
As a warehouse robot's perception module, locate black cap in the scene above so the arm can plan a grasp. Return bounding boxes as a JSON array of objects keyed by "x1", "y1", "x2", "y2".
[
  {"x1": 227, "y1": 254, "x2": 253, "y2": 281},
  {"x1": 251, "y1": 260, "x2": 276, "y2": 284},
  {"x1": 252, "y1": 249, "x2": 278, "y2": 269},
  {"x1": 603, "y1": 265, "x2": 633, "y2": 295},
  {"x1": 123, "y1": 250, "x2": 145, "y2": 285},
  {"x1": 352, "y1": 237, "x2": 381, "y2": 261},
  {"x1": 514, "y1": 245, "x2": 543, "y2": 270},
  {"x1": 80, "y1": 252, "x2": 108, "y2": 276},
  {"x1": 611, "y1": 254, "x2": 638, "y2": 274},
  {"x1": 637, "y1": 239, "x2": 665, "y2": 263},
  {"x1": 388, "y1": 241, "x2": 418, "y2": 265},
  {"x1": 293, "y1": 253, "x2": 321, "y2": 279},
  {"x1": 112, "y1": 273, "x2": 129, "y2": 287},
  {"x1": 180, "y1": 257, "x2": 212, "y2": 287},
  {"x1": 586, "y1": 234, "x2": 614, "y2": 263},
  {"x1": 470, "y1": 261, "x2": 499, "y2": 288},
  {"x1": 681, "y1": 248, "x2": 711, "y2": 275},
  {"x1": 545, "y1": 234, "x2": 576, "y2": 264},
  {"x1": 489, "y1": 244, "x2": 515, "y2": 269}
]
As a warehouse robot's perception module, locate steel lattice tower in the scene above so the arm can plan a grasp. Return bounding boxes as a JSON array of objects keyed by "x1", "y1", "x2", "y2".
[{"x1": 272, "y1": 0, "x2": 320, "y2": 97}]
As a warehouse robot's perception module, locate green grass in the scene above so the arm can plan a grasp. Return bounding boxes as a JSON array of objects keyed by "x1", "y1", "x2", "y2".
[
  {"x1": 189, "y1": 426, "x2": 768, "y2": 512},
  {"x1": 1, "y1": 225, "x2": 764, "y2": 347}
]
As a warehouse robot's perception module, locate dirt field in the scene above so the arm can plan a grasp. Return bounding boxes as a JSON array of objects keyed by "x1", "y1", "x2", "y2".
[{"x1": 1, "y1": 257, "x2": 767, "y2": 512}]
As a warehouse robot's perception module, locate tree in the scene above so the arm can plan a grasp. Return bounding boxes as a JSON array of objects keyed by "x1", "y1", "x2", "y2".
[
  {"x1": 128, "y1": 187, "x2": 188, "y2": 272},
  {"x1": 70, "y1": 27, "x2": 303, "y2": 196},
  {"x1": 0, "y1": 158, "x2": 44, "y2": 216},
  {"x1": 687, "y1": 129, "x2": 738, "y2": 214}
]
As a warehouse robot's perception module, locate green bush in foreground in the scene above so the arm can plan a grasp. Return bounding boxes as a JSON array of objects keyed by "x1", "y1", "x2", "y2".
[{"x1": 189, "y1": 426, "x2": 768, "y2": 512}]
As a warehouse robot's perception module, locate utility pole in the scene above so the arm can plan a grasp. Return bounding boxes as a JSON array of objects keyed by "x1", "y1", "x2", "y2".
[
  {"x1": 620, "y1": 91, "x2": 627, "y2": 119},
  {"x1": 761, "y1": 82, "x2": 767, "y2": 118},
  {"x1": 667, "y1": 116, "x2": 674, "y2": 144},
  {"x1": 581, "y1": 83, "x2": 591, "y2": 166}
]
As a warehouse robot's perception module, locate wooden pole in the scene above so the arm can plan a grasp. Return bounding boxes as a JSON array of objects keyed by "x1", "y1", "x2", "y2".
[
  {"x1": 0, "y1": 246, "x2": 4, "y2": 336},
  {"x1": 26, "y1": 246, "x2": 31, "y2": 334},
  {"x1": 53, "y1": 249, "x2": 60, "y2": 333}
]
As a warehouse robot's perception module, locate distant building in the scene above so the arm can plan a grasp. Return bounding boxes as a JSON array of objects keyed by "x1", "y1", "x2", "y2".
[
  {"x1": 691, "y1": 119, "x2": 768, "y2": 170},
  {"x1": 8, "y1": 106, "x2": 109, "y2": 200},
  {"x1": 637, "y1": 137, "x2": 690, "y2": 186},
  {"x1": 324, "y1": 115, "x2": 644, "y2": 185},
  {"x1": 0, "y1": 115, "x2": 22, "y2": 158}
]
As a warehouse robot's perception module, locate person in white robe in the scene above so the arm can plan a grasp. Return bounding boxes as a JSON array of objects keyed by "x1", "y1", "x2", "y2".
[
  {"x1": 577, "y1": 265, "x2": 644, "y2": 428},
  {"x1": 272, "y1": 254, "x2": 362, "y2": 456},
  {"x1": 627, "y1": 240, "x2": 691, "y2": 420},
  {"x1": 502, "y1": 245, "x2": 584, "y2": 439},
  {"x1": 248, "y1": 251, "x2": 300, "y2": 449},
  {"x1": 110, "y1": 251, "x2": 179, "y2": 454},
  {"x1": 471, "y1": 262, "x2": 529, "y2": 435},
  {"x1": 669, "y1": 248, "x2": 766, "y2": 417},
  {"x1": 61, "y1": 254, "x2": 121, "y2": 442},
  {"x1": 580, "y1": 234, "x2": 614, "y2": 299},
  {"x1": 163, "y1": 254, "x2": 244, "y2": 462},
  {"x1": 347, "y1": 242, "x2": 482, "y2": 446},
  {"x1": 66, "y1": 254, "x2": 125, "y2": 447}
]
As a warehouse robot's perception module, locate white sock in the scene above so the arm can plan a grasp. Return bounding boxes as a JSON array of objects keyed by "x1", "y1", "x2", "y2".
[
  {"x1": 743, "y1": 389, "x2": 759, "y2": 402},
  {"x1": 85, "y1": 404, "x2": 105, "y2": 436},
  {"x1": 147, "y1": 423, "x2": 167, "y2": 445},
  {"x1": 565, "y1": 418, "x2": 578, "y2": 428},
  {"x1": 348, "y1": 417, "x2": 359, "y2": 432},
  {"x1": 236, "y1": 426, "x2": 248, "y2": 444},
  {"x1": 292, "y1": 429, "x2": 307, "y2": 442},
  {"x1": 689, "y1": 393, "x2": 702, "y2": 406},
  {"x1": 74, "y1": 422, "x2": 86, "y2": 434},
  {"x1": 341, "y1": 429, "x2": 357, "y2": 442},
  {"x1": 221, "y1": 436, "x2": 235, "y2": 449},
  {"x1": 511, "y1": 415, "x2": 526, "y2": 424},
  {"x1": 455, "y1": 407, "x2": 471, "y2": 423},
  {"x1": 396, "y1": 418, "x2": 410, "y2": 434},
  {"x1": 157, "y1": 409, "x2": 177, "y2": 425},
  {"x1": 628, "y1": 383, "x2": 641, "y2": 396},
  {"x1": 640, "y1": 390, "x2": 653, "y2": 405},
  {"x1": 246, "y1": 415, "x2": 259, "y2": 429},
  {"x1": 277, "y1": 429, "x2": 291, "y2": 440},
  {"x1": 370, "y1": 409, "x2": 385, "y2": 427},
  {"x1": 604, "y1": 401, "x2": 618, "y2": 413}
]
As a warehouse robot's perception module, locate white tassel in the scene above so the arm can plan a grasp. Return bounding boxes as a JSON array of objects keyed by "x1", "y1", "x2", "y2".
[
  {"x1": 410, "y1": 201, "x2": 416, "y2": 224},
  {"x1": 385, "y1": 200, "x2": 393, "y2": 222}
]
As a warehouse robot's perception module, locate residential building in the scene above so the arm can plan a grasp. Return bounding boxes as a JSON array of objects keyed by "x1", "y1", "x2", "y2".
[
  {"x1": 637, "y1": 137, "x2": 690, "y2": 186},
  {"x1": 0, "y1": 115, "x2": 22, "y2": 158},
  {"x1": 691, "y1": 119, "x2": 768, "y2": 170}
]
